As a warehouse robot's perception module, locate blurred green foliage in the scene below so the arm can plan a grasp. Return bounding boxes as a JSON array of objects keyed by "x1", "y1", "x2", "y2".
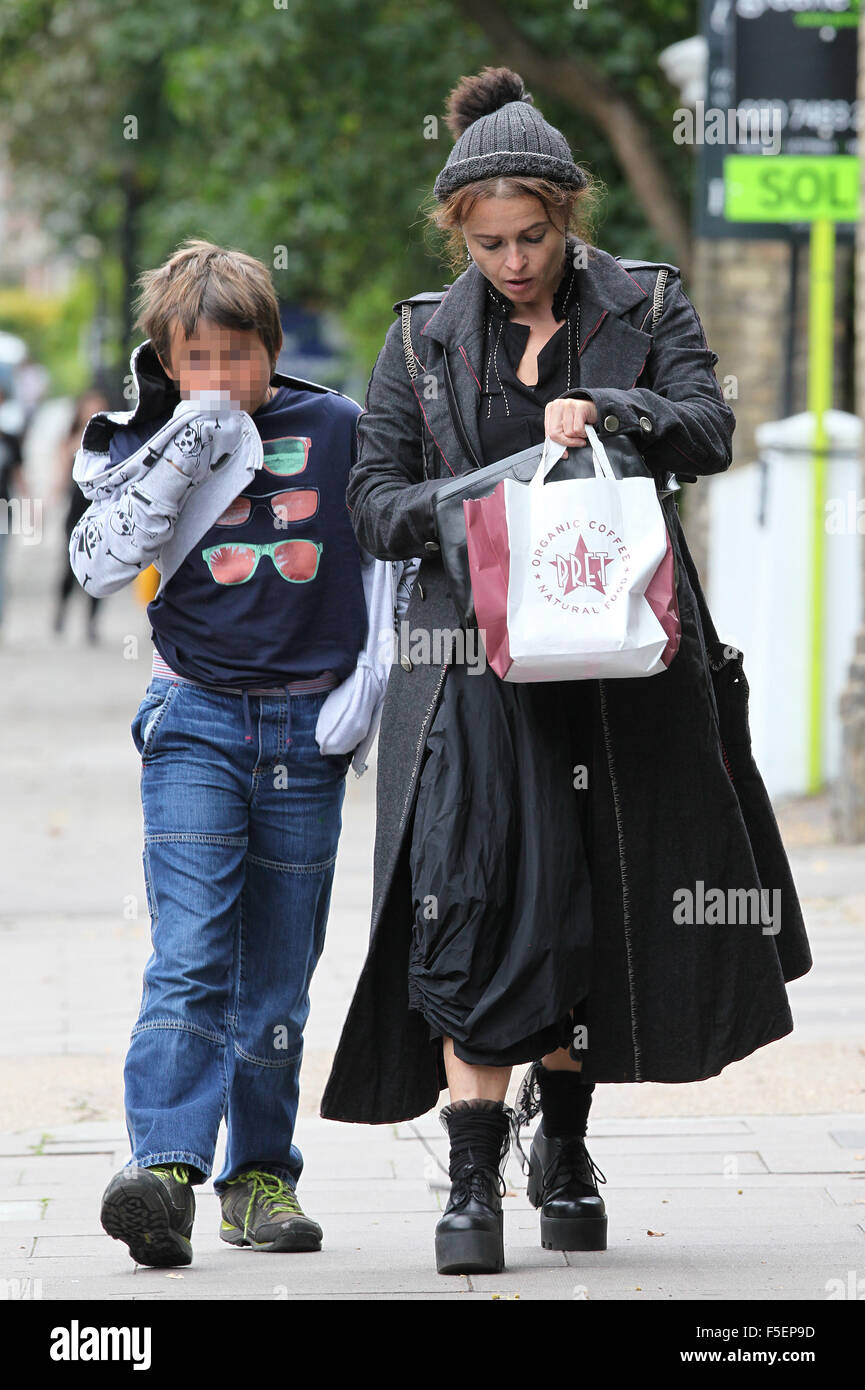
[{"x1": 0, "y1": 0, "x2": 696, "y2": 382}]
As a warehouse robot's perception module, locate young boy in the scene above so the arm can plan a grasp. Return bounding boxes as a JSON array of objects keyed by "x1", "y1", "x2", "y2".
[{"x1": 70, "y1": 238, "x2": 414, "y2": 1266}]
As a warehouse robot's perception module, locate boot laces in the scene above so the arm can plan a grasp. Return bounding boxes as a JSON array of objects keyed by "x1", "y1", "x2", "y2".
[
  {"x1": 512, "y1": 1059, "x2": 599, "y2": 1182},
  {"x1": 449, "y1": 1163, "x2": 507, "y2": 1211},
  {"x1": 544, "y1": 1135, "x2": 607, "y2": 1200}
]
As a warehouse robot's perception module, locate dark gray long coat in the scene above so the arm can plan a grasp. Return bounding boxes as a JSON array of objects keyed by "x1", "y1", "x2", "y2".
[{"x1": 320, "y1": 240, "x2": 812, "y2": 1125}]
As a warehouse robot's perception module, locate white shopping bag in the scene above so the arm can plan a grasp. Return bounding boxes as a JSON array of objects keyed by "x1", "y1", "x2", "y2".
[{"x1": 500, "y1": 425, "x2": 677, "y2": 681}]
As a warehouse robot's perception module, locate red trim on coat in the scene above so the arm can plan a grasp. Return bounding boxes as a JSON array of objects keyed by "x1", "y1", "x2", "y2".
[
  {"x1": 578, "y1": 308, "x2": 608, "y2": 356},
  {"x1": 668, "y1": 436, "x2": 700, "y2": 467},
  {"x1": 458, "y1": 345, "x2": 481, "y2": 392},
  {"x1": 413, "y1": 381, "x2": 456, "y2": 477},
  {"x1": 630, "y1": 343, "x2": 652, "y2": 388},
  {"x1": 420, "y1": 295, "x2": 448, "y2": 335},
  {"x1": 616, "y1": 265, "x2": 649, "y2": 295}
]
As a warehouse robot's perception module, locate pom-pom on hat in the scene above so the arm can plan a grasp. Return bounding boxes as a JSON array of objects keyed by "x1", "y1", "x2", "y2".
[{"x1": 433, "y1": 67, "x2": 587, "y2": 202}]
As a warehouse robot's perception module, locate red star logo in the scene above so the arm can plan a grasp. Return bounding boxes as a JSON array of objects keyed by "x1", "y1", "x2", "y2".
[{"x1": 550, "y1": 534, "x2": 609, "y2": 595}]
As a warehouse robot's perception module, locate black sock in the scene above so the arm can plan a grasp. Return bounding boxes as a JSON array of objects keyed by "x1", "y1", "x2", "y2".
[
  {"x1": 443, "y1": 1099, "x2": 510, "y2": 1179},
  {"x1": 537, "y1": 1064, "x2": 594, "y2": 1139}
]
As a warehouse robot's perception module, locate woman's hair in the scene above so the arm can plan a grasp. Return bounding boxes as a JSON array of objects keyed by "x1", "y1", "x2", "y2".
[
  {"x1": 424, "y1": 67, "x2": 604, "y2": 273},
  {"x1": 132, "y1": 238, "x2": 284, "y2": 373}
]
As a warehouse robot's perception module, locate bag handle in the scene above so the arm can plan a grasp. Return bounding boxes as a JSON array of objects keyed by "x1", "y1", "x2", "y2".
[
  {"x1": 532, "y1": 423, "x2": 616, "y2": 492},
  {"x1": 584, "y1": 423, "x2": 617, "y2": 479},
  {"x1": 529, "y1": 265, "x2": 669, "y2": 494}
]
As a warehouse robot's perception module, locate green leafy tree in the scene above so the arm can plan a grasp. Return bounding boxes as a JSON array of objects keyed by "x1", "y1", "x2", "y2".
[{"x1": 0, "y1": 0, "x2": 696, "y2": 379}]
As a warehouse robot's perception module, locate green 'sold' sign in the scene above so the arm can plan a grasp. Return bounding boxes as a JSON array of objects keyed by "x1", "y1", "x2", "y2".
[{"x1": 724, "y1": 155, "x2": 860, "y2": 223}]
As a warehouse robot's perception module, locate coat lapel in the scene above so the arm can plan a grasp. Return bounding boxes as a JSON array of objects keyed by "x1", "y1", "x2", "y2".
[
  {"x1": 574, "y1": 249, "x2": 656, "y2": 391},
  {"x1": 416, "y1": 240, "x2": 657, "y2": 473},
  {"x1": 416, "y1": 267, "x2": 488, "y2": 478}
]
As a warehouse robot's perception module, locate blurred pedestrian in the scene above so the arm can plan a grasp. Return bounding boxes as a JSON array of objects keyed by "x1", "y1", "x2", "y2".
[
  {"x1": 14, "y1": 353, "x2": 49, "y2": 435},
  {"x1": 0, "y1": 386, "x2": 25, "y2": 634}
]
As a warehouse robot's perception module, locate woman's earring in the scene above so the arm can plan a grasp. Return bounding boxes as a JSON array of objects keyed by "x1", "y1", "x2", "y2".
[{"x1": 465, "y1": 245, "x2": 472, "y2": 264}]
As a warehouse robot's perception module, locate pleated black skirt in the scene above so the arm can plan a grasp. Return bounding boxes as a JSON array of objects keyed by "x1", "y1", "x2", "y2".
[{"x1": 406, "y1": 657, "x2": 596, "y2": 1068}]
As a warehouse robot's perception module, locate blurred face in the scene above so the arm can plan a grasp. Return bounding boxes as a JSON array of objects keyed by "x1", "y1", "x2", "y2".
[
  {"x1": 157, "y1": 319, "x2": 273, "y2": 414},
  {"x1": 83, "y1": 391, "x2": 109, "y2": 416},
  {"x1": 462, "y1": 196, "x2": 567, "y2": 314}
]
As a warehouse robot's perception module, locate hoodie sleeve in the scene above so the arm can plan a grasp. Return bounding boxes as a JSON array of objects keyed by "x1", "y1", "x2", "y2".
[{"x1": 68, "y1": 405, "x2": 245, "y2": 597}]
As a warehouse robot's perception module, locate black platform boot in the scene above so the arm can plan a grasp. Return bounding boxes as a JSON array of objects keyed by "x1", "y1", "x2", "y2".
[
  {"x1": 435, "y1": 1098, "x2": 514, "y2": 1275},
  {"x1": 518, "y1": 1061, "x2": 608, "y2": 1252}
]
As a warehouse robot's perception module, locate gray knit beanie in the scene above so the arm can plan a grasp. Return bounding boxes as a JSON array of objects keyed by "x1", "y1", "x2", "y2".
[{"x1": 433, "y1": 67, "x2": 587, "y2": 202}]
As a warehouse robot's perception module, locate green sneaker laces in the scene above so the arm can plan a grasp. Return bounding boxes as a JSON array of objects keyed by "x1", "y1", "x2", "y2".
[
  {"x1": 147, "y1": 1164, "x2": 190, "y2": 1183},
  {"x1": 226, "y1": 1170, "x2": 303, "y2": 1233}
]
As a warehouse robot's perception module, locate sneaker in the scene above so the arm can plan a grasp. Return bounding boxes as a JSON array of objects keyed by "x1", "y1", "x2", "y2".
[
  {"x1": 100, "y1": 1164, "x2": 195, "y2": 1267},
  {"x1": 219, "y1": 1169, "x2": 322, "y2": 1252}
]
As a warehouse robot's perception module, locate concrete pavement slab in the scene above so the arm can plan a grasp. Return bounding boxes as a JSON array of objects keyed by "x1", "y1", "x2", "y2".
[{"x1": 3, "y1": 441, "x2": 865, "y2": 1302}]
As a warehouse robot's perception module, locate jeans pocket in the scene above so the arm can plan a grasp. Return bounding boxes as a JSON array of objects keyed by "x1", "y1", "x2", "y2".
[{"x1": 131, "y1": 681, "x2": 183, "y2": 758}]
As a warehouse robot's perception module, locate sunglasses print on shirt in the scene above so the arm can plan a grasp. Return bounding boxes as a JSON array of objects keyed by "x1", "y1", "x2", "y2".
[
  {"x1": 202, "y1": 538, "x2": 323, "y2": 586},
  {"x1": 202, "y1": 437, "x2": 322, "y2": 585},
  {"x1": 214, "y1": 486, "x2": 320, "y2": 528},
  {"x1": 261, "y1": 435, "x2": 312, "y2": 476}
]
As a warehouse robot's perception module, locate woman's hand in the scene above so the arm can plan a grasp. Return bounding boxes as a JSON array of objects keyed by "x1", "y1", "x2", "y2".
[{"x1": 544, "y1": 396, "x2": 598, "y2": 448}]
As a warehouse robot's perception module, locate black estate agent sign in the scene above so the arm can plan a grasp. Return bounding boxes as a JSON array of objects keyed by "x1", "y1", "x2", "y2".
[{"x1": 696, "y1": 0, "x2": 859, "y2": 239}]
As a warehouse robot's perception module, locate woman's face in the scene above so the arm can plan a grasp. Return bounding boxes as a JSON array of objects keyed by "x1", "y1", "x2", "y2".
[{"x1": 462, "y1": 197, "x2": 566, "y2": 313}]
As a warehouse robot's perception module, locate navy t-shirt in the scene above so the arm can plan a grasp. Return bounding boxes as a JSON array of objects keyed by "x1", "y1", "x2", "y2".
[{"x1": 108, "y1": 385, "x2": 367, "y2": 686}]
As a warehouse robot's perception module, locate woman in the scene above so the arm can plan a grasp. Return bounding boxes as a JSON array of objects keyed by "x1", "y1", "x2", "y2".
[{"x1": 321, "y1": 67, "x2": 812, "y2": 1275}]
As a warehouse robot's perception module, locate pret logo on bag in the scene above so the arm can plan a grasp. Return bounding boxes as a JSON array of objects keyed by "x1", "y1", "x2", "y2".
[
  {"x1": 552, "y1": 534, "x2": 610, "y2": 595},
  {"x1": 531, "y1": 516, "x2": 631, "y2": 613}
]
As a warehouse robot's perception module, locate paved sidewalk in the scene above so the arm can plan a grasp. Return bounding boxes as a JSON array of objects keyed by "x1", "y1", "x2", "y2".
[
  {"x1": 1, "y1": 407, "x2": 864, "y2": 1300},
  {"x1": 1, "y1": 1113, "x2": 865, "y2": 1301}
]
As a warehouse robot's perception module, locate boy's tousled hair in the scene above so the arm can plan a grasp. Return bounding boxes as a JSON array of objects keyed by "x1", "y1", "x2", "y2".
[{"x1": 132, "y1": 238, "x2": 284, "y2": 373}]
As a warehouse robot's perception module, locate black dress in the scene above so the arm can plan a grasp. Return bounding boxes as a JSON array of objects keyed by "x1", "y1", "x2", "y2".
[{"x1": 406, "y1": 257, "x2": 600, "y2": 1068}]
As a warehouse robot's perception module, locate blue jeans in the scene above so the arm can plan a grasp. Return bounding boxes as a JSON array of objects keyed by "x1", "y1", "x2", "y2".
[{"x1": 124, "y1": 676, "x2": 349, "y2": 1193}]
